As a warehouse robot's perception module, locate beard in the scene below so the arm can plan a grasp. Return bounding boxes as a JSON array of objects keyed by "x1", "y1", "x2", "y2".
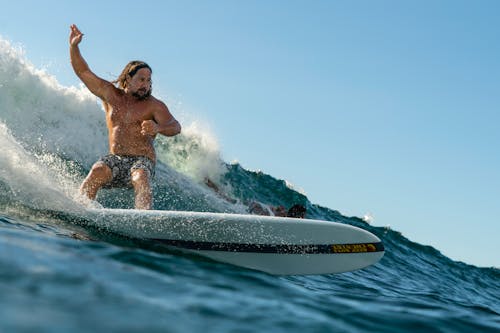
[{"x1": 132, "y1": 88, "x2": 152, "y2": 101}]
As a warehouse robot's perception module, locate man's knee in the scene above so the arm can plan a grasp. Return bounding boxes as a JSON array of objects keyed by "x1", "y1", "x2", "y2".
[
  {"x1": 90, "y1": 162, "x2": 112, "y2": 180},
  {"x1": 131, "y1": 168, "x2": 150, "y2": 186}
]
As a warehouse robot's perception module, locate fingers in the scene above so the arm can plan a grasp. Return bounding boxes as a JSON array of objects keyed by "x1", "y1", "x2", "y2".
[
  {"x1": 140, "y1": 121, "x2": 150, "y2": 135},
  {"x1": 141, "y1": 120, "x2": 158, "y2": 136},
  {"x1": 69, "y1": 24, "x2": 84, "y2": 46},
  {"x1": 70, "y1": 24, "x2": 83, "y2": 37}
]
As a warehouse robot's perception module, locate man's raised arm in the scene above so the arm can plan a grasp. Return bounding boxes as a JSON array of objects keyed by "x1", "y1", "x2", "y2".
[{"x1": 69, "y1": 24, "x2": 116, "y2": 102}]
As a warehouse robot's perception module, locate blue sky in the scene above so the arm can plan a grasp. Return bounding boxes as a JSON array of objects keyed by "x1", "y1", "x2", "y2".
[{"x1": 1, "y1": 1, "x2": 499, "y2": 268}]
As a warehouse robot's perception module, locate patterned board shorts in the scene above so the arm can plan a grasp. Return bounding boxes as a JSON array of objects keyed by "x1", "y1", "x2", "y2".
[{"x1": 97, "y1": 154, "x2": 155, "y2": 188}]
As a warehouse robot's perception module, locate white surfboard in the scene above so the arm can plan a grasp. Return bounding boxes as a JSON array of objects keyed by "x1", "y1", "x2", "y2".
[{"x1": 81, "y1": 209, "x2": 384, "y2": 275}]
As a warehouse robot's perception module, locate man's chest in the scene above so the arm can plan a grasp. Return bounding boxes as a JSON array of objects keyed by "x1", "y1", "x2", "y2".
[{"x1": 107, "y1": 105, "x2": 153, "y2": 125}]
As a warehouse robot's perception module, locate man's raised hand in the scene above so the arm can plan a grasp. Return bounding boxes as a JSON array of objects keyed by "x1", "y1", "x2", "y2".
[{"x1": 69, "y1": 24, "x2": 84, "y2": 46}]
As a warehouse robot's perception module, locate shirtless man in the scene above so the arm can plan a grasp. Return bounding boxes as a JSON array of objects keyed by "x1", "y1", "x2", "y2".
[{"x1": 69, "y1": 24, "x2": 181, "y2": 209}]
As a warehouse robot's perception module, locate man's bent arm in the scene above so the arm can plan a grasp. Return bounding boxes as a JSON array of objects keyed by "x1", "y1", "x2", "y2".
[
  {"x1": 154, "y1": 101, "x2": 181, "y2": 136},
  {"x1": 141, "y1": 102, "x2": 181, "y2": 137},
  {"x1": 154, "y1": 102, "x2": 181, "y2": 136},
  {"x1": 141, "y1": 118, "x2": 181, "y2": 137},
  {"x1": 157, "y1": 118, "x2": 181, "y2": 137}
]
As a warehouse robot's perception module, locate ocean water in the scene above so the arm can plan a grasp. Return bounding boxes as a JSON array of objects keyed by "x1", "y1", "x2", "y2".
[{"x1": 1, "y1": 37, "x2": 499, "y2": 333}]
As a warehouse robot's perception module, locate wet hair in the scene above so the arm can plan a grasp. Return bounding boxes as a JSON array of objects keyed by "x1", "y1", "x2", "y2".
[
  {"x1": 287, "y1": 204, "x2": 307, "y2": 218},
  {"x1": 113, "y1": 60, "x2": 152, "y2": 89}
]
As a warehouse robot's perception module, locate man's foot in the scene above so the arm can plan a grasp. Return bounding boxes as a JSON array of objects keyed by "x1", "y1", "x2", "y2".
[{"x1": 74, "y1": 193, "x2": 104, "y2": 209}]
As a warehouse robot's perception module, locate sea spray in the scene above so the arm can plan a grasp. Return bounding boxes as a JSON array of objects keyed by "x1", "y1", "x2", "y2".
[
  {"x1": 0, "y1": 35, "x2": 243, "y2": 213},
  {"x1": 155, "y1": 121, "x2": 227, "y2": 184},
  {"x1": 0, "y1": 36, "x2": 107, "y2": 167},
  {"x1": 0, "y1": 123, "x2": 78, "y2": 212},
  {"x1": 0, "y1": 34, "x2": 499, "y2": 333}
]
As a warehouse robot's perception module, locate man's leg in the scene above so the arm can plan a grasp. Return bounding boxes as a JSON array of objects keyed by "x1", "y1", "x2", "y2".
[
  {"x1": 80, "y1": 162, "x2": 113, "y2": 200},
  {"x1": 131, "y1": 168, "x2": 152, "y2": 210}
]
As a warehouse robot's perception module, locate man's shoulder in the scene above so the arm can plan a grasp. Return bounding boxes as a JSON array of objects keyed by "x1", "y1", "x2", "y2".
[
  {"x1": 104, "y1": 86, "x2": 125, "y2": 100},
  {"x1": 102, "y1": 88, "x2": 127, "y2": 107},
  {"x1": 147, "y1": 96, "x2": 168, "y2": 109}
]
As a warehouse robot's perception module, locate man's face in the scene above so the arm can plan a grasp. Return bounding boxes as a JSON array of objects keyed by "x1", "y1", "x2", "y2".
[{"x1": 127, "y1": 68, "x2": 152, "y2": 100}]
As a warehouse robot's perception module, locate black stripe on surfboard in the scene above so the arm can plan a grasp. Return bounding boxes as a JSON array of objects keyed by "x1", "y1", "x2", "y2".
[{"x1": 150, "y1": 239, "x2": 385, "y2": 254}]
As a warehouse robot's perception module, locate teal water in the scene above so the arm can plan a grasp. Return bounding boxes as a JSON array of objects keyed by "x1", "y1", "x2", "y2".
[{"x1": 0, "y1": 36, "x2": 499, "y2": 333}]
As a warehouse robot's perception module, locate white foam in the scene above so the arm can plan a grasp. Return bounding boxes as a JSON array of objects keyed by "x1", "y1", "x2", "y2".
[
  {"x1": 362, "y1": 213, "x2": 374, "y2": 224},
  {"x1": 0, "y1": 35, "x2": 236, "y2": 212},
  {"x1": 0, "y1": 123, "x2": 80, "y2": 211},
  {"x1": 0, "y1": 37, "x2": 108, "y2": 168},
  {"x1": 285, "y1": 180, "x2": 307, "y2": 196},
  {"x1": 155, "y1": 120, "x2": 227, "y2": 184}
]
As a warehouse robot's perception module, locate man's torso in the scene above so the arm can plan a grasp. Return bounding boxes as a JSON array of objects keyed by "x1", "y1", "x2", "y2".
[{"x1": 103, "y1": 95, "x2": 159, "y2": 162}]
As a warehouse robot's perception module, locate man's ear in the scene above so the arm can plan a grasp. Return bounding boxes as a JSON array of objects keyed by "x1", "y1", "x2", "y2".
[{"x1": 124, "y1": 74, "x2": 132, "y2": 88}]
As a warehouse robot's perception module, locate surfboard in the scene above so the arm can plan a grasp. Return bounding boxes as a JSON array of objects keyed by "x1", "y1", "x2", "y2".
[{"x1": 81, "y1": 209, "x2": 384, "y2": 275}]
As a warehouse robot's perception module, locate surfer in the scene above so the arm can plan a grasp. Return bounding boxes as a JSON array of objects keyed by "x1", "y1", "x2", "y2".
[
  {"x1": 248, "y1": 201, "x2": 307, "y2": 218},
  {"x1": 69, "y1": 24, "x2": 181, "y2": 209},
  {"x1": 286, "y1": 204, "x2": 307, "y2": 218},
  {"x1": 204, "y1": 178, "x2": 237, "y2": 204}
]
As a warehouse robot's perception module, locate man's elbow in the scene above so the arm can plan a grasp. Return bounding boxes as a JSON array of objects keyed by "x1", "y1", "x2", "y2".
[
  {"x1": 166, "y1": 121, "x2": 181, "y2": 136},
  {"x1": 174, "y1": 121, "x2": 181, "y2": 135}
]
